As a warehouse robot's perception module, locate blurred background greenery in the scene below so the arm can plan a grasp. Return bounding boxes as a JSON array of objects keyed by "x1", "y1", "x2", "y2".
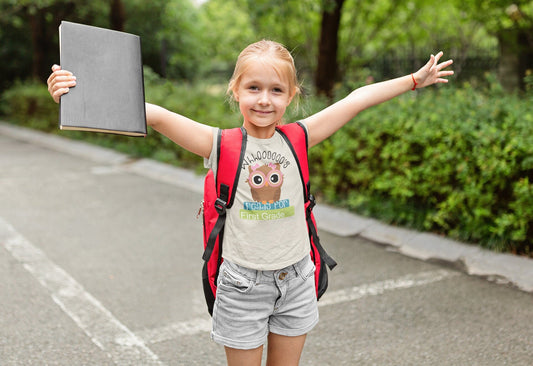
[{"x1": 1, "y1": 0, "x2": 532, "y2": 255}]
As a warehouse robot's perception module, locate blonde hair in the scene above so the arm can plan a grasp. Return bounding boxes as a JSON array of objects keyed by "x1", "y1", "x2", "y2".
[{"x1": 227, "y1": 40, "x2": 301, "y2": 102}]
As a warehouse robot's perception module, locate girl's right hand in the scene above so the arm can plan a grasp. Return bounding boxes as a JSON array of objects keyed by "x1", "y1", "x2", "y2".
[{"x1": 47, "y1": 64, "x2": 76, "y2": 103}]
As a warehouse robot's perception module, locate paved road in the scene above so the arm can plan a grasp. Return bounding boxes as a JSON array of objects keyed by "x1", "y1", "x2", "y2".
[{"x1": 1, "y1": 126, "x2": 532, "y2": 365}]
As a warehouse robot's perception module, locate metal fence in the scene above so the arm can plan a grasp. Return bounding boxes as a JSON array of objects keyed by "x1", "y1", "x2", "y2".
[{"x1": 366, "y1": 54, "x2": 500, "y2": 83}]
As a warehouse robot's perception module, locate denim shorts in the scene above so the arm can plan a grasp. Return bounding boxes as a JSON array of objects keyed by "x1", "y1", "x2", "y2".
[{"x1": 211, "y1": 255, "x2": 319, "y2": 350}]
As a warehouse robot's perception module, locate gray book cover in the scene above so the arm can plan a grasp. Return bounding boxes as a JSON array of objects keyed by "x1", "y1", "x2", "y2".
[{"x1": 59, "y1": 21, "x2": 147, "y2": 137}]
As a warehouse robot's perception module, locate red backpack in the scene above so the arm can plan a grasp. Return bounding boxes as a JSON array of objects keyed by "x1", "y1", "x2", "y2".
[{"x1": 201, "y1": 122, "x2": 337, "y2": 315}]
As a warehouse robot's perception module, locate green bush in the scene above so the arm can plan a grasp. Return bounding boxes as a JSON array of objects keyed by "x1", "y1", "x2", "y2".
[
  {"x1": 0, "y1": 68, "x2": 242, "y2": 171},
  {"x1": 1, "y1": 72, "x2": 531, "y2": 255},
  {"x1": 309, "y1": 79, "x2": 532, "y2": 255},
  {"x1": 1, "y1": 81, "x2": 59, "y2": 131}
]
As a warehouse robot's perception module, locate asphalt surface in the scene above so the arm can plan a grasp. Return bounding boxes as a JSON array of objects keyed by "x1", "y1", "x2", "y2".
[{"x1": 1, "y1": 122, "x2": 532, "y2": 365}]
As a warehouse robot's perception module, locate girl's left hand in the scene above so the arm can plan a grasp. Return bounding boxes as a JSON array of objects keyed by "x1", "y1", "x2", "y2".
[{"x1": 413, "y1": 52, "x2": 454, "y2": 89}]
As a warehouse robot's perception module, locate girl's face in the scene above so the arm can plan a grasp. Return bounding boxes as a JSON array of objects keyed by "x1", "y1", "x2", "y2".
[{"x1": 233, "y1": 62, "x2": 294, "y2": 139}]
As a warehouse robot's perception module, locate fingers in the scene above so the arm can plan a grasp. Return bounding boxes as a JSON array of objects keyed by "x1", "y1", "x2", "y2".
[
  {"x1": 428, "y1": 53, "x2": 454, "y2": 81},
  {"x1": 433, "y1": 51, "x2": 444, "y2": 64},
  {"x1": 438, "y1": 70, "x2": 455, "y2": 80},
  {"x1": 435, "y1": 60, "x2": 454, "y2": 84},
  {"x1": 47, "y1": 65, "x2": 76, "y2": 103},
  {"x1": 436, "y1": 58, "x2": 454, "y2": 80},
  {"x1": 48, "y1": 76, "x2": 76, "y2": 104},
  {"x1": 431, "y1": 52, "x2": 453, "y2": 69},
  {"x1": 438, "y1": 59, "x2": 454, "y2": 70},
  {"x1": 425, "y1": 54, "x2": 435, "y2": 69},
  {"x1": 51, "y1": 89, "x2": 66, "y2": 104},
  {"x1": 416, "y1": 52, "x2": 454, "y2": 88}
]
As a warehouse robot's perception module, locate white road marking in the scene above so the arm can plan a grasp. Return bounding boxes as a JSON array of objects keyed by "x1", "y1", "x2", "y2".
[
  {"x1": 318, "y1": 269, "x2": 460, "y2": 307},
  {"x1": 0, "y1": 217, "x2": 165, "y2": 366},
  {"x1": 133, "y1": 317, "x2": 212, "y2": 345},
  {"x1": 1, "y1": 215, "x2": 459, "y2": 353}
]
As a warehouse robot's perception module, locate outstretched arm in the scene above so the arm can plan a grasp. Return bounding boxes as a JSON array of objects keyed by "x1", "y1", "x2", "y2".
[
  {"x1": 144, "y1": 102, "x2": 214, "y2": 158},
  {"x1": 304, "y1": 52, "x2": 454, "y2": 148},
  {"x1": 47, "y1": 65, "x2": 214, "y2": 158}
]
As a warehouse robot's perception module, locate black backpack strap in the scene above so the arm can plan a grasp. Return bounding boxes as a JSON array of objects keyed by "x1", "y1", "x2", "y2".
[
  {"x1": 306, "y1": 195, "x2": 337, "y2": 269},
  {"x1": 202, "y1": 127, "x2": 247, "y2": 262}
]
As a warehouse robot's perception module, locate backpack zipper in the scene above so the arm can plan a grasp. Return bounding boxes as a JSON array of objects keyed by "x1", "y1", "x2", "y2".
[{"x1": 196, "y1": 200, "x2": 204, "y2": 219}]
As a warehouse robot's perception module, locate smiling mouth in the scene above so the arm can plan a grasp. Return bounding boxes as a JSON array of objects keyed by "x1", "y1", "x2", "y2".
[{"x1": 253, "y1": 109, "x2": 273, "y2": 114}]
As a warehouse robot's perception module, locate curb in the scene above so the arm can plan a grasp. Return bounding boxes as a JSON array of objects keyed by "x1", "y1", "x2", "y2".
[
  {"x1": 313, "y1": 205, "x2": 533, "y2": 292},
  {"x1": 2, "y1": 122, "x2": 532, "y2": 293}
]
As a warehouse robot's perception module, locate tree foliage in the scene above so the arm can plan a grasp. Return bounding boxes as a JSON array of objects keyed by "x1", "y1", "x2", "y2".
[
  {"x1": 451, "y1": 0, "x2": 533, "y2": 90},
  {"x1": 1, "y1": 0, "x2": 530, "y2": 92},
  {"x1": 0, "y1": 0, "x2": 106, "y2": 88}
]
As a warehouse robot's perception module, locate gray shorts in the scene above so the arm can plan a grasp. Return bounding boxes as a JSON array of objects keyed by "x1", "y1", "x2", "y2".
[{"x1": 211, "y1": 255, "x2": 319, "y2": 350}]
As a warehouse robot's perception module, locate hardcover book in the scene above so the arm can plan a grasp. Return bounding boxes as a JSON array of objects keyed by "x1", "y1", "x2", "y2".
[{"x1": 59, "y1": 21, "x2": 147, "y2": 137}]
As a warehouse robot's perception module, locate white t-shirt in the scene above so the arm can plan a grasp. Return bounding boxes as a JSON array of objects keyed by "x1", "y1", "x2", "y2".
[{"x1": 205, "y1": 124, "x2": 310, "y2": 270}]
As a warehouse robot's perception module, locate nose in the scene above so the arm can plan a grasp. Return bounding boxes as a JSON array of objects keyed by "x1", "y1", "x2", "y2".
[{"x1": 258, "y1": 91, "x2": 271, "y2": 105}]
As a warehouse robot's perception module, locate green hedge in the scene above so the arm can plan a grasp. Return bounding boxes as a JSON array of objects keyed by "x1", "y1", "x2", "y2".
[
  {"x1": 309, "y1": 79, "x2": 533, "y2": 254},
  {"x1": 1, "y1": 69, "x2": 243, "y2": 172},
  {"x1": 1, "y1": 72, "x2": 531, "y2": 255},
  {"x1": 1, "y1": 81, "x2": 59, "y2": 131}
]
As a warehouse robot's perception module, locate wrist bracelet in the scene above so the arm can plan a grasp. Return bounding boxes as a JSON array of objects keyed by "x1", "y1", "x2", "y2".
[{"x1": 411, "y1": 73, "x2": 418, "y2": 90}]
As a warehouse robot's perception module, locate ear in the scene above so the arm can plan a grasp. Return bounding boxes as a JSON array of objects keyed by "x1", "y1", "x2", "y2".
[
  {"x1": 285, "y1": 91, "x2": 295, "y2": 106},
  {"x1": 231, "y1": 86, "x2": 240, "y2": 102}
]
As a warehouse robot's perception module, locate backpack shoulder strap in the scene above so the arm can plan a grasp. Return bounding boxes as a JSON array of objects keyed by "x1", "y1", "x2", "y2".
[
  {"x1": 276, "y1": 122, "x2": 310, "y2": 200},
  {"x1": 202, "y1": 127, "x2": 247, "y2": 262},
  {"x1": 216, "y1": 127, "x2": 247, "y2": 209},
  {"x1": 277, "y1": 122, "x2": 337, "y2": 270}
]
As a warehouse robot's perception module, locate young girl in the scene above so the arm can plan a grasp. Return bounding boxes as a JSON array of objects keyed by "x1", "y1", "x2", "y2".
[{"x1": 47, "y1": 40, "x2": 453, "y2": 366}]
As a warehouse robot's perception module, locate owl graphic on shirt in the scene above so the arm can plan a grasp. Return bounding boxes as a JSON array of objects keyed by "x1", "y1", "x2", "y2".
[{"x1": 246, "y1": 163, "x2": 284, "y2": 204}]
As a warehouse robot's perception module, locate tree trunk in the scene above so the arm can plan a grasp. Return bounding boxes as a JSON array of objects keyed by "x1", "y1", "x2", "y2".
[
  {"x1": 498, "y1": 27, "x2": 533, "y2": 91},
  {"x1": 517, "y1": 28, "x2": 533, "y2": 90},
  {"x1": 160, "y1": 38, "x2": 168, "y2": 78},
  {"x1": 29, "y1": 11, "x2": 47, "y2": 81},
  {"x1": 315, "y1": 0, "x2": 345, "y2": 99},
  {"x1": 110, "y1": 0, "x2": 126, "y2": 31}
]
